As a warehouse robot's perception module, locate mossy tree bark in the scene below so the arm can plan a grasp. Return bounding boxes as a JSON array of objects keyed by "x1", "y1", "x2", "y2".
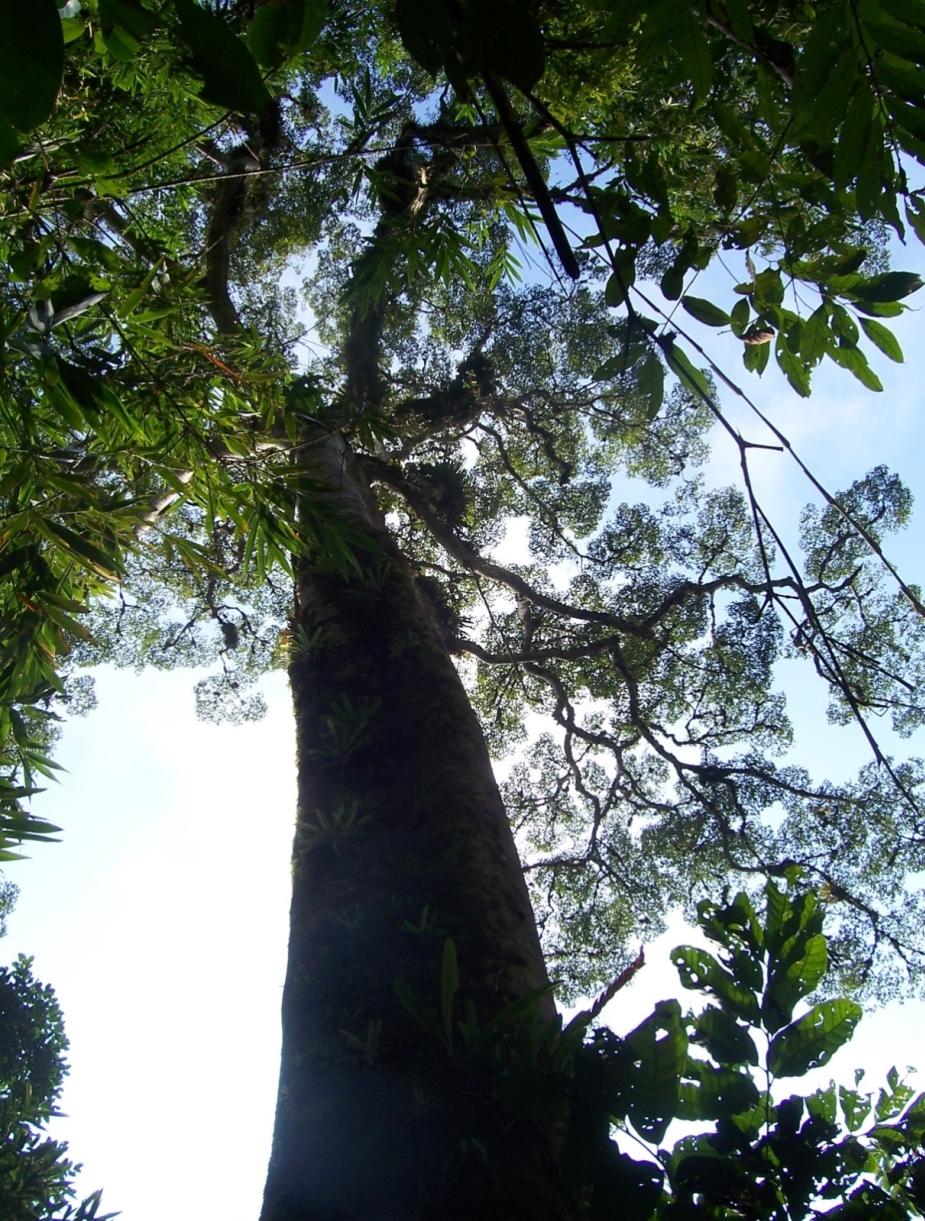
[{"x1": 260, "y1": 432, "x2": 565, "y2": 1221}]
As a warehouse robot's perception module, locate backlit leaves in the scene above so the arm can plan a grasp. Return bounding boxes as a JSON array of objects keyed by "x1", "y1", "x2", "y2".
[
  {"x1": 571, "y1": 882, "x2": 925, "y2": 1218},
  {"x1": 768, "y1": 999, "x2": 863, "y2": 1077}
]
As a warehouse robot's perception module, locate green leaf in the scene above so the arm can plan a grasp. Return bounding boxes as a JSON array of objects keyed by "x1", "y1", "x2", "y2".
[
  {"x1": 831, "y1": 304, "x2": 859, "y2": 346},
  {"x1": 691, "y1": 1006, "x2": 759, "y2": 1067},
  {"x1": 625, "y1": 999, "x2": 687, "y2": 1143},
  {"x1": 100, "y1": 0, "x2": 157, "y2": 38},
  {"x1": 677, "y1": 1062, "x2": 760, "y2": 1120},
  {"x1": 767, "y1": 999, "x2": 862, "y2": 1078},
  {"x1": 863, "y1": 11, "x2": 925, "y2": 62},
  {"x1": 834, "y1": 81, "x2": 875, "y2": 190},
  {"x1": 827, "y1": 342, "x2": 884, "y2": 390},
  {"x1": 670, "y1": 1139, "x2": 752, "y2": 1201},
  {"x1": 40, "y1": 522, "x2": 121, "y2": 581},
  {"x1": 860, "y1": 316, "x2": 904, "y2": 362},
  {"x1": 466, "y1": 0, "x2": 546, "y2": 93},
  {"x1": 99, "y1": 0, "x2": 157, "y2": 60},
  {"x1": 878, "y1": 0, "x2": 925, "y2": 29},
  {"x1": 0, "y1": 0, "x2": 64, "y2": 131},
  {"x1": 0, "y1": 115, "x2": 21, "y2": 169},
  {"x1": 671, "y1": 945, "x2": 759, "y2": 1022},
  {"x1": 605, "y1": 270, "x2": 629, "y2": 308},
  {"x1": 765, "y1": 933, "x2": 828, "y2": 1032},
  {"x1": 42, "y1": 604, "x2": 94, "y2": 643},
  {"x1": 851, "y1": 271, "x2": 924, "y2": 302},
  {"x1": 753, "y1": 268, "x2": 784, "y2": 308},
  {"x1": 173, "y1": 0, "x2": 270, "y2": 115},
  {"x1": 660, "y1": 338, "x2": 713, "y2": 402},
  {"x1": 637, "y1": 352, "x2": 665, "y2": 421},
  {"x1": 61, "y1": 16, "x2": 86, "y2": 44},
  {"x1": 681, "y1": 296, "x2": 730, "y2": 327},
  {"x1": 839, "y1": 1084, "x2": 873, "y2": 1131},
  {"x1": 743, "y1": 337, "x2": 770, "y2": 373},
  {"x1": 393, "y1": 978, "x2": 439, "y2": 1037},
  {"x1": 119, "y1": 259, "x2": 165, "y2": 318},
  {"x1": 698, "y1": 891, "x2": 763, "y2": 955},
  {"x1": 801, "y1": 304, "x2": 830, "y2": 364},
  {"x1": 878, "y1": 55, "x2": 925, "y2": 102},
  {"x1": 794, "y1": 16, "x2": 851, "y2": 126},
  {"x1": 670, "y1": 10, "x2": 713, "y2": 103},
  {"x1": 298, "y1": 0, "x2": 326, "y2": 48},
  {"x1": 729, "y1": 298, "x2": 750, "y2": 336},
  {"x1": 249, "y1": 0, "x2": 322, "y2": 69},
  {"x1": 393, "y1": 0, "x2": 454, "y2": 75}
]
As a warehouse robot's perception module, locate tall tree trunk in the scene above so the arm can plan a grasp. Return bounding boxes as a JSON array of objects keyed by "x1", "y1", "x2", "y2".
[{"x1": 260, "y1": 433, "x2": 566, "y2": 1221}]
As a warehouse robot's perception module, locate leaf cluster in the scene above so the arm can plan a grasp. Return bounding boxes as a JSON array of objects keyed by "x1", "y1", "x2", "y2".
[{"x1": 561, "y1": 881, "x2": 925, "y2": 1219}]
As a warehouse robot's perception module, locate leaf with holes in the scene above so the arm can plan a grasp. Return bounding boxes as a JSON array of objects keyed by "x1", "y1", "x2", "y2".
[
  {"x1": 768, "y1": 999, "x2": 862, "y2": 1078},
  {"x1": 625, "y1": 999, "x2": 688, "y2": 1143}
]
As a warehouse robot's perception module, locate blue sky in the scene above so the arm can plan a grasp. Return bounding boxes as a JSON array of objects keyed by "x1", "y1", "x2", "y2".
[{"x1": 5, "y1": 229, "x2": 925, "y2": 1218}]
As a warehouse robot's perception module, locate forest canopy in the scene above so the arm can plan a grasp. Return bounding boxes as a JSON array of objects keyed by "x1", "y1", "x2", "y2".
[{"x1": 4, "y1": 0, "x2": 925, "y2": 1217}]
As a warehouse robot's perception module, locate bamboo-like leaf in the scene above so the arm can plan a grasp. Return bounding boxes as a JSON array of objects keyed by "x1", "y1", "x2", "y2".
[{"x1": 40, "y1": 521, "x2": 121, "y2": 581}]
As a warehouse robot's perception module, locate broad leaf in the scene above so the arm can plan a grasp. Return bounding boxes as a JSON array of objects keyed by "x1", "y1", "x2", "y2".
[
  {"x1": 851, "y1": 271, "x2": 924, "y2": 302},
  {"x1": 393, "y1": 0, "x2": 453, "y2": 75},
  {"x1": 768, "y1": 1000, "x2": 862, "y2": 1078},
  {"x1": 0, "y1": 0, "x2": 64, "y2": 132},
  {"x1": 637, "y1": 352, "x2": 664, "y2": 421},
  {"x1": 671, "y1": 946, "x2": 759, "y2": 1022},
  {"x1": 173, "y1": 0, "x2": 270, "y2": 115},
  {"x1": 765, "y1": 933, "x2": 828, "y2": 1033},
  {"x1": 691, "y1": 1006, "x2": 759, "y2": 1067},
  {"x1": 625, "y1": 999, "x2": 687, "y2": 1143},
  {"x1": 677, "y1": 1061, "x2": 760, "y2": 1120},
  {"x1": 248, "y1": 0, "x2": 324, "y2": 69},
  {"x1": 681, "y1": 296, "x2": 730, "y2": 327},
  {"x1": 660, "y1": 339, "x2": 713, "y2": 402},
  {"x1": 860, "y1": 317, "x2": 904, "y2": 362}
]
